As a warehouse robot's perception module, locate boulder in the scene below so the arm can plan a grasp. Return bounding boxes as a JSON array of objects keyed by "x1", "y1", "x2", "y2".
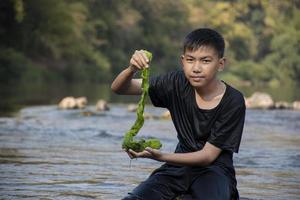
[
  {"x1": 96, "y1": 99, "x2": 110, "y2": 111},
  {"x1": 245, "y1": 92, "x2": 274, "y2": 109},
  {"x1": 127, "y1": 104, "x2": 138, "y2": 112},
  {"x1": 293, "y1": 101, "x2": 300, "y2": 110},
  {"x1": 58, "y1": 96, "x2": 77, "y2": 109},
  {"x1": 58, "y1": 96, "x2": 87, "y2": 109},
  {"x1": 75, "y1": 97, "x2": 87, "y2": 109},
  {"x1": 275, "y1": 101, "x2": 292, "y2": 109}
]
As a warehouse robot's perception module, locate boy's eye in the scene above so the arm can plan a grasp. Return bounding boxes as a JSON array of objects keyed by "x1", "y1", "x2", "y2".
[
  {"x1": 186, "y1": 58, "x2": 195, "y2": 62},
  {"x1": 203, "y1": 59, "x2": 211, "y2": 63}
]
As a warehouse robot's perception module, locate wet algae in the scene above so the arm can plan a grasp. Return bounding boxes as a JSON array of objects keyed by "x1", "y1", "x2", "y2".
[{"x1": 122, "y1": 51, "x2": 162, "y2": 152}]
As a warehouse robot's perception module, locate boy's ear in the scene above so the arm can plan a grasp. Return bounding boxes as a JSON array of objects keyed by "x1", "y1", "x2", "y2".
[
  {"x1": 218, "y1": 57, "x2": 226, "y2": 72},
  {"x1": 180, "y1": 55, "x2": 185, "y2": 67}
]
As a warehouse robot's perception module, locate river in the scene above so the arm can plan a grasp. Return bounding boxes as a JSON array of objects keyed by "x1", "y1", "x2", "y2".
[{"x1": 0, "y1": 104, "x2": 299, "y2": 199}]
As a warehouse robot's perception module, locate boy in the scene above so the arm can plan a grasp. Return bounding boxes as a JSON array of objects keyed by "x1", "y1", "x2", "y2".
[{"x1": 111, "y1": 28, "x2": 245, "y2": 200}]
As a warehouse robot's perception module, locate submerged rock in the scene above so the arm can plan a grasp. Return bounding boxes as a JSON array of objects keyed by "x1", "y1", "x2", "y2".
[
  {"x1": 245, "y1": 92, "x2": 274, "y2": 109},
  {"x1": 80, "y1": 110, "x2": 96, "y2": 116},
  {"x1": 96, "y1": 99, "x2": 110, "y2": 111}
]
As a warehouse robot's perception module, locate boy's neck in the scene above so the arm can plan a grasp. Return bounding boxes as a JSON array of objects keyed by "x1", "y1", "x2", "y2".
[{"x1": 194, "y1": 78, "x2": 224, "y2": 101}]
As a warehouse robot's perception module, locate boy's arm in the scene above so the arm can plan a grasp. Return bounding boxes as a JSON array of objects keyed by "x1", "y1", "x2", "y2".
[
  {"x1": 111, "y1": 66, "x2": 142, "y2": 95},
  {"x1": 111, "y1": 50, "x2": 150, "y2": 95},
  {"x1": 128, "y1": 142, "x2": 222, "y2": 167}
]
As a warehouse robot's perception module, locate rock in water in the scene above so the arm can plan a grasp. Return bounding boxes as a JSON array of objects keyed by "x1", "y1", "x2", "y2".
[
  {"x1": 275, "y1": 101, "x2": 292, "y2": 109},
  {"x1": 127, "y1": 104, "x2": 138, "y2": 112},
  {"x1": 58, "y1": 96, "x2": 87, "y2": 109},
  {"x1": 293, "y1": 101, "x2": 300, "y2": 110},
  {"x1": 245, "y1": 92, "x2": 274, "y2": 109},
  {"x1": 75, "y1": 97, "x2": 87, "y2": 109},
  {"x1": 96, "y1": 99, "x2": 110, "y2": 111},
  {"x1": 58, "y1": 96, "x2": 76, "y2": 109}
]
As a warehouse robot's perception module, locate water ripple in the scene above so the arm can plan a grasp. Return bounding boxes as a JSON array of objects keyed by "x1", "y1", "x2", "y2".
[{"x1": 0, "y1": 105, "x2": 299, "y2": 199}]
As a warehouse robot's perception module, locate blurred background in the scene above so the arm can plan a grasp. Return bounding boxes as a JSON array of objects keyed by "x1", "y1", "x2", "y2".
[
  {"x1": 0, "y1": 0, "x2": 300, "y2": 200},
  {"x1": 1, "y1": 0, "x2": 300, "y2": 114}
]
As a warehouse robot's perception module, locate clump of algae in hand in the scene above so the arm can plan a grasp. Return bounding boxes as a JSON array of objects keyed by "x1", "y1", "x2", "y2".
[{"x1": 122, "y1": 50, "x2": 162, "y2": 152}]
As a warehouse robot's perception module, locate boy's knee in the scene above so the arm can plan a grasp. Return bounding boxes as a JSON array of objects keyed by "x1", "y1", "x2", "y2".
[{"x1": 122, "y1": 194, "x2": 143, "y2": 200}]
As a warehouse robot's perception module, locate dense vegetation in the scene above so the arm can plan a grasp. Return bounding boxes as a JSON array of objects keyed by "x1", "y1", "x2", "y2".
[{"x1": 1, "y1": 0, "x2": 299, "y2": 88}]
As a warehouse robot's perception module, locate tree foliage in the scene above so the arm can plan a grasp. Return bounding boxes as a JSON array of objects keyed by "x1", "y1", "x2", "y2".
[{"x1": 0, "y1": 0, "x2": 299, "y2": 86}]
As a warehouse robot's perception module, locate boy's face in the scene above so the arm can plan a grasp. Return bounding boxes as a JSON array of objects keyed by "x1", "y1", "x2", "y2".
[{"x1": 181, "y1": 46, "x2": 225, "y2": 89}]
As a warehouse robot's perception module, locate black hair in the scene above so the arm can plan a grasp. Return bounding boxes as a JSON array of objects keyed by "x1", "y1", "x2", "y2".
[{"x1": 183, "y1": 28, "x2": 225, "y2": 58}]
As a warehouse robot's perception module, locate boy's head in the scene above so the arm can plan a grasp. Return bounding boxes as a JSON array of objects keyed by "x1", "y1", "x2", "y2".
[
  {"x1": 181, "y1": 28, "x2": 226, "y2": 89},
  {"x1": 183, "y1": 28, "x2": 225, "y2": 58}
]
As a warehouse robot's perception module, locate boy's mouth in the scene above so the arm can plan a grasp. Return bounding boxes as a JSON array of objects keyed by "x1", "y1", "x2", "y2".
[{"x1": 190, "y1": 76, "x2": 205, "y2": 82}]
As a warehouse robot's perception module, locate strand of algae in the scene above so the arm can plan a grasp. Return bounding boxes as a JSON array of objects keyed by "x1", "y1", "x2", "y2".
[{"x1": 122, "y1": 50, "x2": 162, "y2": 152}]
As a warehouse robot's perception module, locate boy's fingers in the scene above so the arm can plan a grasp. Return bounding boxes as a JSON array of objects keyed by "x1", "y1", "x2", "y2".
[
  {"x1": 138, "y1": 51, "x2": 149, "y2": 67},
  {"x1": 126, "y1": 151, "x2": 131, "y2": 158},
  {"x1": 133, "y1": 52, "x2": 144, "y2": 67},
  {"x1": 136, "y1": 52, "x2": 148, "y2": 68},
  {"x1": 130, "y1": 59, "x2": 142, "y2": 70},
  {"x1": 123, "y1": 149, "x2": 134, "y2": 159},
  {"x1": 142, "y1": 50, "x2": 150, "y2": 63},
  {"x1": 129, "y1": 149, "x2": 145, "y2": 158},
  {"x1": 141, "y1": 50, "x2": 149, "y2": 68},
  {"x1": 143, "y1": 151, "x2": 152, "y2": 158},
  {"x1": 126, "y1": 150, "x2": 135, "y2": 159},
  {"x1": 133, "y1": 50, "x2": 148, "y2": 68},
  {"x1": 145, "y1": 147, "x2": 153, "y2": 154},
  {"x1": 127, "y1": 149, "x2": 155, "y2": 159},
  {"x1": 129, "y1": 149, "x2": 138, "y2": 157},
  {"x1": 146, "y1": 148, "x2": 157, "y2": 157}
]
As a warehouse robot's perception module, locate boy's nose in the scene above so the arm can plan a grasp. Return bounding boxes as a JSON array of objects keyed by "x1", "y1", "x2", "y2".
[{"x1": 192, "y1": 62, "x2": 203, "y2": 73}]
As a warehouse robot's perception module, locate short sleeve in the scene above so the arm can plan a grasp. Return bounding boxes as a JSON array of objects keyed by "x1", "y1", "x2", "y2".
[
  {"x1": 208, "y1": 103, "x2": 246, "y2": 153},
  {"x1": 148, "y1": 71, "x2": 176, "y2": 108}
]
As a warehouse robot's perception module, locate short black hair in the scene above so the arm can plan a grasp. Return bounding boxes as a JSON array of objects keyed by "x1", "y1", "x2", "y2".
[{"x1": 183, "y1": 28, "x2": 225, "y2": 58}]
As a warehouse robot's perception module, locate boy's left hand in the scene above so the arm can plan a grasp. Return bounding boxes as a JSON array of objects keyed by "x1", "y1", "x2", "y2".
[{"x1": 126, "y1": 147, "x2": 163, "y2": 161}]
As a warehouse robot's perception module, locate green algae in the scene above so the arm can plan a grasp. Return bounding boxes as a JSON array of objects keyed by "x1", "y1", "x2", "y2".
[{"x1": 122, "y1": 50, "x2": 162, "y2": 152}]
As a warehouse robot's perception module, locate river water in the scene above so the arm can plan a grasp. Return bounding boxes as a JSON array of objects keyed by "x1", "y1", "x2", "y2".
[{"x1": 0, "y1": 104, "x2": 299, "y2": 200}]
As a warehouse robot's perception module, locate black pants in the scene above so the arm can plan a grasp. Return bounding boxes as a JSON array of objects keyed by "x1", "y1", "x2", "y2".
[{"x1": 122, "y1": 164, "x2": 238, "y2": 200}]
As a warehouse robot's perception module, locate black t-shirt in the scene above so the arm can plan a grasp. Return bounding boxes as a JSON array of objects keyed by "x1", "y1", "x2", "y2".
[{"x1": 148, "y1": 70, "x2": 246, "y2": 171}]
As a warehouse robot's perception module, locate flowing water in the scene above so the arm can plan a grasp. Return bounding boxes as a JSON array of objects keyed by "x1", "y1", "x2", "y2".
[{"x1": 0, "y1": 105, "x2": 299, "y2": 200}]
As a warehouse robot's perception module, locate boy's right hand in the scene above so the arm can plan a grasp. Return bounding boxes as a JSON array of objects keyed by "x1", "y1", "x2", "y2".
[{"x1": 129, "y1": 50, "x2": 150, "y2": 72}]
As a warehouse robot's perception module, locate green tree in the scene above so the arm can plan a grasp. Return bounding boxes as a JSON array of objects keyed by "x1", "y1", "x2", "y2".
[{"x1": 0, "y1": 0, "x2": 110, "y2": 84}]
